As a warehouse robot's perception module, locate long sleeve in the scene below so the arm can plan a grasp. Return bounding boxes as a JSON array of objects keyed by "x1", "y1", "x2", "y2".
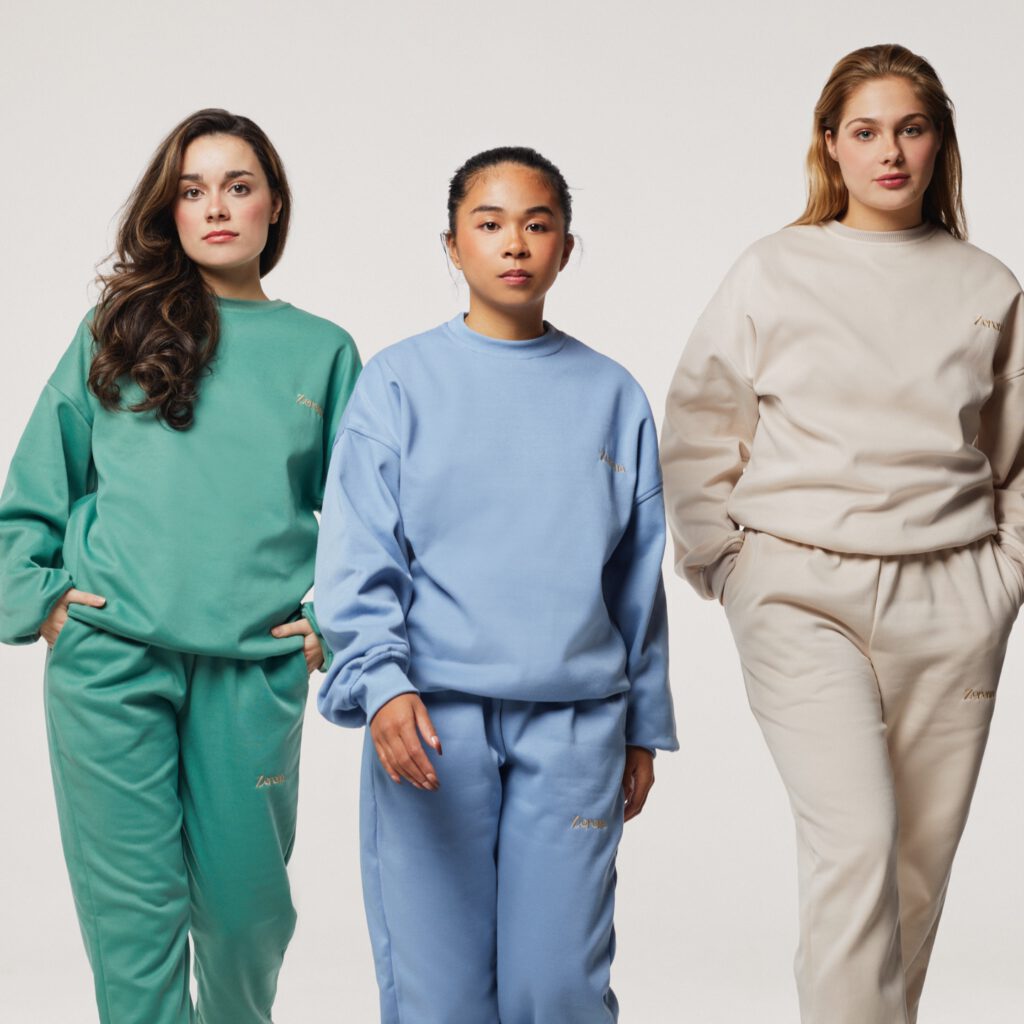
[
  {"x1": 602, "y1": 414, "x2": 677, "y2": 751},
  {"x1": 0, "y1": 321, "x2": 96, "y2": 644},
  {"x1": 977, "y1": 290, "x2": 1024, "y2": 580},
  {"x1": 660, "y1": 254, "x2": 760, "y2": 601},
  {"x1": 300, "y1": 330, "x2": 362, "y2": 671},
  {"x1": 315, "y1": 360, "x2": 417, "y2": 727}
]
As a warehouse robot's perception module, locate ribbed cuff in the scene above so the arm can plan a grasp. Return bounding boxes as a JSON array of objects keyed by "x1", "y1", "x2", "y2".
[
  {"x1": 301, "y1": 601, "x2": 333, "y2": 673},
  {"x1": 361, "y1": 660, "x2": 419, "y2": 723}
]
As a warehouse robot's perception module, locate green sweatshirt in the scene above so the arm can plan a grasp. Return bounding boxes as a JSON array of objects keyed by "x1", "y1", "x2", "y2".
[{"x1": 0, "y1": 298, "x2": 361, "y2": 661}]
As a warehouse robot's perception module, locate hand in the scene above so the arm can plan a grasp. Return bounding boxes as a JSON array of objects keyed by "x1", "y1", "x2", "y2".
[
  {"x1": 271, "y1": 618, "x2": 323, "y2": 674},
  {"x1": 40, "y1": 588, "x2": 106, "y2": 648},
  {"x1": 622, "y1": 746, "x2": 655, "y2": 822},
  {"x1": 370, "y1": 693, "x2": 442, "y2": 791}
]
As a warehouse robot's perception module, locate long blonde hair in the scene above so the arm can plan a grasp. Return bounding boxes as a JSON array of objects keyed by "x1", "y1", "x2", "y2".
[{"x1": 793, "y1": 44, "x2": 965, "y2": 239}]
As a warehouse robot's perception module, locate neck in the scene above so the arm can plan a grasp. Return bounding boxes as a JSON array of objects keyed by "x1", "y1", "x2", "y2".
[
  {"x1": 465, "y1": 299, "x2": 546, "y2": 341},
  {"x1": 200, "y1": 265, "x2": 269, "y2": 301},
  {"x1": 840, "y1": 197, "x2": 926, "y2": 233}
]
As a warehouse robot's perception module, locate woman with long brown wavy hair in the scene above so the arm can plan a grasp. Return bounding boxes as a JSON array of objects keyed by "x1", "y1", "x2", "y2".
[
  {"x1": 0, "y1": 109, "x2": 360, "y2": 1023},
  {"x1": 661, "y1": 44, "x2": 1024, "y2": 1022}
]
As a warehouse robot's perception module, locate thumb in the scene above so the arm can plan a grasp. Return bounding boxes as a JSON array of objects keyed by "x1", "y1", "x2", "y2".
[{"x1": 414, "y1": 701, "x2": 442, "y2": 756}]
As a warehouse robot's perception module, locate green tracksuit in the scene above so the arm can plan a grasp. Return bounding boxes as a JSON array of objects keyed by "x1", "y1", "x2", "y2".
[{"x1": 0, "y1": 298, "x2": 360, "y2": 1023}]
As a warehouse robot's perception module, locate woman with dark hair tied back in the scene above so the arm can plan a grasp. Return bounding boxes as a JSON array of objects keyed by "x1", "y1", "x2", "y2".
[
  {"x1": 661, "y1": 44, "x2": 1024, "y2": 1022},
  {"x1": 314, "y1": 146, "x2": 677, "y2": 1022},
  {"x1": 0, "y1": 109, "x2": 361, "y2": 1023}
]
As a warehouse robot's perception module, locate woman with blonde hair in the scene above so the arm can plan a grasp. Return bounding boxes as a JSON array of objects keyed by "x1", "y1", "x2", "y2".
[
  {"x1": 0, "y1": 109, "x2": 360, "y2": 1023},
  {"x1": 661, "y1": 44, "x2": 1023, "y2": 1023}
]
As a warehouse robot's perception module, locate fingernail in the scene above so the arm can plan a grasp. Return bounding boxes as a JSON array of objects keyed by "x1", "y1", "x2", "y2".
[{"x1": 271, "y1": 628, "x2": 281, "y2": 636}]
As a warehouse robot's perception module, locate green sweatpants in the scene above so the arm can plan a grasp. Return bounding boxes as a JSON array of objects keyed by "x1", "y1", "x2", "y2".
[{"x1": 43, "y1": 615, "x2": 309, "y2": 1024}]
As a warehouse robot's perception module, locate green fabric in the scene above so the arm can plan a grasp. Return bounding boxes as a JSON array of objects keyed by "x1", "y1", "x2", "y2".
[
  {"x1": 45, "y1": 616, "x2": 310, "y2": 1024},
  {"x1": 0, "y1": 298, "x2": 361, "y2": 657}
]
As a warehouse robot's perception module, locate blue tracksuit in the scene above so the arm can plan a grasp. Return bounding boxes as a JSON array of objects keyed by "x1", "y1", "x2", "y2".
[{"x1": 315, "y1": 314, "x2": 677, "y2": 1022}]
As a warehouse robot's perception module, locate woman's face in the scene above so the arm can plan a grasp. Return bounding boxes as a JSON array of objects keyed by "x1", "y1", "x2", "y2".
[
  {"x1": 172, "y1": 133, "x2": 281, "y2": 290},
  {"x1": 446, "y1": 163, "x2": 574, "y2": 325},
  {"x1": 826, "y1": 76, "x2": 943, "y2": 231}
]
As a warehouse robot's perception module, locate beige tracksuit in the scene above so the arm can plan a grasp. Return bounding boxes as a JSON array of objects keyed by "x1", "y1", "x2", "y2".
[{"x1": 662, "y1": 220, "x2": 1024, "y2": 1024}]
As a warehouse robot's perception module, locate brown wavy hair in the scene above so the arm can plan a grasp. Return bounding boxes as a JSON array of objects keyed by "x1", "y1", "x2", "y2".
[
  {"x1": 89, "y1": 109, "x2": 291, "y2": 429},
  {"x1": 793, "y1": 44, "x2": 966, "y2": 239}
]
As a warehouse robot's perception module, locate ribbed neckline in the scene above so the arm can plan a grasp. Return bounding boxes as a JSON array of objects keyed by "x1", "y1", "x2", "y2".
[
  {"x1": 445, "y1": 313, "x2": 567, "y2": 359},
  {"x1": 824, "y1": 220, "x2": 937, "y2": 245},
  {"x1": 216, "y1": 297, "x2": 290, "y2": 313}
]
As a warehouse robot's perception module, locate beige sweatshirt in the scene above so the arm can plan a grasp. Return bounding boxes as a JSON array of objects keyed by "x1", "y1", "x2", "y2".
[{"x1": 661, "y1": 220, "x2": 1024, "y2": 601}]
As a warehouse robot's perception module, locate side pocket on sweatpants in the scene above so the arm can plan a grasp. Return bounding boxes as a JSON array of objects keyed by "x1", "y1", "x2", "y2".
[
  {"x1": 722, "y1": 530, "x2": 759, "y2": 608},
  {"x1": 990, "y1": 539, "x2": 1024, "y2": 609}
]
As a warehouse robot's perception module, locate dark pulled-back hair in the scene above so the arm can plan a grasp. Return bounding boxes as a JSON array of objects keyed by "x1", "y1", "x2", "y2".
[
  {"x1": 89, "y1": 108, "x2": 291, "y2": 430},
  {"x1": 446, "y1": 146, "x2": 573, "y2": 235}
]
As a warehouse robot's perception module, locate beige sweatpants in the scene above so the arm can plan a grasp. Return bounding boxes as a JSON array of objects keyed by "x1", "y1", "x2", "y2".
[{"x1": 723, "y1": 531, "x2": 1022, "y2": 1024}]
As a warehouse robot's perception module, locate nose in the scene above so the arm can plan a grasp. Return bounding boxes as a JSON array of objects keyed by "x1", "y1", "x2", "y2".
[
  {"x1": 881, "y1": 131, "x2": 904, "y2": 165},
  {"x1": 205, "y1": 193, "x2": 229, "y2": 222},
  {"x1": 503, "y1": 227, "x2": 528, "y2": 259}
]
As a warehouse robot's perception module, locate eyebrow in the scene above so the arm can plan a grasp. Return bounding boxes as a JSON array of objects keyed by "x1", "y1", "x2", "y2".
[
  {"x1": 179, "y1": 169, "x2": 256, "y2": 183},
  {"x1": 843, "y1": 113, "x2": 930, "y2": 128},
  {"x1": 468, "y1": 204, "x2": 557, "y2": 216}
]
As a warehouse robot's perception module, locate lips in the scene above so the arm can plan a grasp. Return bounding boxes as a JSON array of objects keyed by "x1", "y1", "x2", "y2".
[
  {"x1": 203, "y1": 230, "x2": 238, "y2": 241},
  {"x1": 875, "y1": 175, "x2": 910, "y2": 188},
  {"x1": 500, "y1": 270, "x2": 531, "y2": 280}
]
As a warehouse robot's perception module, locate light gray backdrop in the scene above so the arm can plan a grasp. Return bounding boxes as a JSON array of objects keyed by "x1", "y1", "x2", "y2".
[{"x1": 2, "y1": 1, "x2": 1023, "y2": 1020}]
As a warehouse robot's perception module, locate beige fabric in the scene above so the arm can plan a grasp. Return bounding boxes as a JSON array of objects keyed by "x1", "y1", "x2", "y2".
[
  {"x1": 661, "y1": 220, "x2": 1024, "y2": 601},
  {"x1": 724, "y1": 530, "x2": 1021, "y2": 1024}
]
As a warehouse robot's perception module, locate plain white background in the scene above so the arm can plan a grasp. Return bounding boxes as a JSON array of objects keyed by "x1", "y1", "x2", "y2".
[{"x1": 3, "y1": 1, "x2": 1023, "y2": 1021}]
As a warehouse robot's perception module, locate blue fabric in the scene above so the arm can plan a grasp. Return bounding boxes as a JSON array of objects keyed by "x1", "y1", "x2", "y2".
[
  {"x1": 315, "y1": 315, "x2": 677, "y2": 751},
  {"x1": 360, "y1": 691, "x2": 625, "y2": 1024}
]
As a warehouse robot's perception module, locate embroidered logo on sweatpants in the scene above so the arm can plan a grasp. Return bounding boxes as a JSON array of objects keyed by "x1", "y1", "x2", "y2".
[
  {"x1": 296, "y1": 393, "x2": 324, "y2": 418},
  {"x1": 256, "y1": 774, "x2": 286, "y2": 789},
  {"x1": 973, "y1": 315, "x2": 1003, "y2": 332},
  {"x1": 570, "y1": 815, "x2": 608, "y2": 830},
  {"x1": 963, "y1": 689, "x2": 995, "y2": 701}
]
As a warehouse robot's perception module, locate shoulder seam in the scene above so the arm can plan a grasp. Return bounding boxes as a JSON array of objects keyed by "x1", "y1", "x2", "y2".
[
  {"x1": 46, "y1": 381, "x2": 94, "y2": 427},
  {"x1": 635, "y1": 483, "x2": 663, "y2": 506},
  {"x1": 344, "y1": 424, "x2": 400, "y2": 456}
]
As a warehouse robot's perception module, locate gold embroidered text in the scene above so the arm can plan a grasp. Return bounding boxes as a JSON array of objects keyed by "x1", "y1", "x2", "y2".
[
  {"x1": 599, "y1": 448, "x2": 625, "y2": 473},
  {"x1": 296, "y1": 393, "x2": 324, "y2": 418}
]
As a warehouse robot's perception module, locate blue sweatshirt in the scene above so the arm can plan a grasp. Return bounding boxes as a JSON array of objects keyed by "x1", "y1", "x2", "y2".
[{"x1": 315, "y1": 314, "x2": 677, "y2": 752}]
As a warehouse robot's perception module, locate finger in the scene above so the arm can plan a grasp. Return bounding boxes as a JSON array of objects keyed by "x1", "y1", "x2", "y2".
[
  {"x1": 374, "y1": 741, "x2": 401, "y2": 785},
  {"x1": 270, "y1": 620, "x2": 313, "y2": 638},
  {"x1": 65, "y1": 588, "x2": 106, "y2": 608},
  {"x1": 414, "y1": 703, "x2": 442, "y2": 756},
  {"x1": 396, "y1": 725, "x2": 439, "y2": 790},
  {"x1": 625, "y1": 767, "x2": 655, "y2": 823},
  {"x1": 383, "y1": 735, "x2": 426, "y2": 789},
  {"x1": 304, "y1": 635, "x2": 324, "y2": 672}
]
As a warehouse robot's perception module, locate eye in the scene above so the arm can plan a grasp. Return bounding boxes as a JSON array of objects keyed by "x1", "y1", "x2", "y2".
[
  {"x1": 480, "y1": 221, "x2": 500, "y2": 232},
  {"x1": 901, "y1": 124, "x2": 924, "y2": 137},
  {"x1": 182, "y1": 187, "x2": 202, "y2": 200},
  {"x1": 229, "y1": 182, "x2": 251, "y2": 194},
  {"x1": 855, "y1": 129, "x2": 874, "y2": 141},
  {"x1": 525, "y1": 222, "x2": 548, "y2": 233}
]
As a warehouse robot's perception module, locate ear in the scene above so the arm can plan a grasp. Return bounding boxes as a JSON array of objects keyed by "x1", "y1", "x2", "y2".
[
  {"x1": 824, "y1": 129, "x2": 838, "y2": 162},
  {"x1": 270, "y1": 192, "x2": 283, "y2": 225},
  {"x1": 444, "y1": 230, "x2": 462, "y2": 271},
  {"x1": 559, "y1": 233, "x2": 575, "y2": 272}
]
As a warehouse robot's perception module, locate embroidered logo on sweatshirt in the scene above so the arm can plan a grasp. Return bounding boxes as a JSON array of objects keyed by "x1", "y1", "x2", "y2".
[
  {"x1": 296, "y1": 393, "x2": 324, "y2": 419},
  {"x1": 962, "y1": 688, "x2": 995, "y2": 702},
  {"x1": 570, "y1": 815, "x2": 608, "y2": 830},
  {"x1": 598, "y1": 448, "x2": 625, "y2": 473},
  {"x1": 256, "y1": 773, "x2": 287, "y2": 789},
  {"x1": 974, "y1": 315, "x2": 1003, "y2": 332}
]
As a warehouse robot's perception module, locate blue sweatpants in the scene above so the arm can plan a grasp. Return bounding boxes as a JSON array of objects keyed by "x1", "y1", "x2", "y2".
[{"x1": 360, "y1": 691, "x2": 627, "y2": 1024}]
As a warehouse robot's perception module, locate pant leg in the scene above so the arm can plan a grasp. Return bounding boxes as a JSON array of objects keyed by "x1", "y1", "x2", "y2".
[
  {"x1": 495, "y1": 695, "x2": 627, "y2": 1024},
  {"x1": 360, "y1": 692, "x2": 503, "y2": 1024},
  {"x1": 44, "y1": 616, "x2": 193, "y2": 1024},
  {"x1": 178, "y1": 647, "x2": 309, "y2": 1024},
  {"x1": 871, "y1": 538, "x2": 1019, "y2": 1023},
  {"x1": 724, "y1": 532, "x2": 908, "y2": 1024}
]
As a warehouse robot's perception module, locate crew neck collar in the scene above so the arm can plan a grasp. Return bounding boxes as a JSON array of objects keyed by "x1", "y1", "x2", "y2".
[
  {"x1": 445, "y1": 313, "x2": 567, "y2": 359},
  {"x1": 824, "y1": 220, "x2": 937, "y2": 245},
  {"x1": 215, "y1": 297, "x2": 289, "y2": 312}
]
